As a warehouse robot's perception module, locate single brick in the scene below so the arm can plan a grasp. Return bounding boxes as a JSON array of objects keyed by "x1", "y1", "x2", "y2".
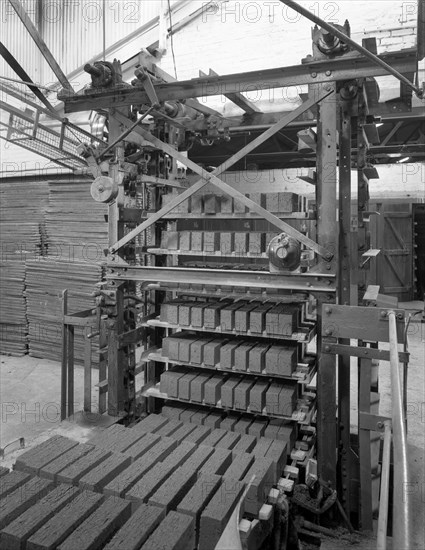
[
  {"x1": 247, "y1": 419, "x2": 268, "y2": 438},
  {"x1": 161, "y1": 403, "x2": 187, "y2": 420},
  {"x1": 265, "y1": 440, "x2": 288, "y2": 479},
  {"x1": 191, "y1": 231, "x2": 203, "y2": 251},
  {"x1": 160, "y1": 299, "x2": 184, "y2": 324},
  {"x1": 233, "y1": 415, "x2": 253, "y2": 435},
  {"x1": 233, "y1": 197, "x2": 248, "y2": 214},
  {"x1": 78, "y1": 452, "x2": 132, "y2": 492},
  {"x1": 235, "y1": 304, "x2": 257, "y2": 333},
  {"x1": 220, "y1": 303, "x2": 243, "y2": 331},
  {"x1": 179, "y1": 302, "x2": 192, "y2": 326},
  {"x1": 167, "y1": 423, "x2": 197, "y2": 443},
  {"x1": 38, "y1": 444, "x2": 94, "y2": 482},
  {"x1": 179, "y1": 231, "x2": 191, "y2": 252},
  {"x1": 190, "y1": 338, "x2": 210, "y2": 364},
  {"x1": 203, "y1": 411, "x2": 224, "y2": 429},
  {"x1": 278, "y1": 385, "x2": 297, "y2": 417},
  {"x1": 103, "y1": 437, "x2": 177, "y2": 497},
  {"x1": 232, "y1": 434, "x2": 257, "y2": 454},
  {"x1": 265, "y1": 346, "x2": 297, "y2": 376},
  {"x1": 265, "y1": 305, "x2": 284, "y2": 335},
  {"x1": 221, "y1": 377, "x2": 242, "y2": 409},
  {"x1": 0, "y1": 471, "x2": 32, "y2": 499},
  {"x1": 250, "y1": 304, "x2": 273, "y2": 334},
  {"x1": 178, "y1": 373, "x2": 198, "y2": 401},
  {"x1": 247, "y1": 193, "x2": 265, "y2": 207},
  {"x1": 190, "y1": 373, "x2": 212, "y2": 403},
  {"x1": 201, "y1": 429, "x2": 227, "y2": 448},
  {"x1": 249, "y1": 233, "x2": 265, "y2": 254},
  {"x1": 141, "y1": 511, "x2": 194, "y2": 550},
  {"x1": 278, "y1": 192, "x2": 298, "y2": 212},
  {"x1": 26, "y1": 491, "x2": 103, "y2": 550},
  {"x1": 178, "y1": 335, "x2": 198, "y2": 363},
  {"x1": 203, "y1": 232, "x2": 220, "y2": 253},
  {"x1": 215, "y1": 431, "x2": 241, "y2": 450},
  {"x1": 190, "y1": 303, "x2": 208, "y2": 327},
  {"x1": 203, "y1": 339, "x2": 223, "y2": 366},
  {"x1": 204, "y1": 375, "x2": 225, "y2": 405},
  {"x1": 234, "y1": 378, "x2": 255, "y2": 410},
  {"x1": 248, "y1": 343, "x2": 270, "y2": 373},
  {"x1": 223, "y1": 452, "x2": 255, "y2": 481},
  {"x1": 178, "y1": 406, "x2": 202, "y2": 423},
  {"x1": 56, "y1": 447, "x2": 112, "y2": 485},
  {"x1": 0, "y1": 477, "x2": 53, "y2": 530},
  {"x1": 97, "y1": 428, "x2": 146, "y2": 455},
  {"x1": 167, "y1": 336, "x2": 182, "y2": 361},
  {"x1": 184, "y1": 425, "x2": 212, "y2": 445},
  {"x1": 204, "y1": 194, "x2": 220, "y2": 214},
  {"x1": 177, "y1": 474, "x2": 222, "y2": 535},
  {"x1": 265, "y1": 193, "x2": 279, "y2": 212},
  {"x1": 85, "y1": 424, "x2": 127, "y2": 447},
  {"x1": 266, "y1": 382, "x2": 282, "y2": 417},
  {"x1": 103, "y1": 504, "x2": 164, "y2": 550},
  {"x1": 167, "y1": 369, "x2": 189, "y2": 398},
  {"x1": 160, "y1": 231, "x2": 179, "y2": 250},
  {"x1": 189, "y1": 410, "x2": 210, "y2": 426},
  {"x1": 124, "y1": 432, "x2": 162, "y2": 460},
  {"x1": 155, "y1": 419, "x2": 183, "y2": 438},
  {"x1": 199, "y1": 480, "x2": 245, "y2": 550},
  {"x1": 234, "y1": 232, "x2": 249, "y2": 255},
  {"x1": 220, "y1": 341, "x2": 239, "y2": 369},
  {"x1": 203, "y1": 303, "x2": 223, "y2": 329},
  {"x1": 250, "y1": 379, "x2": 270, "y2": 413},
  {"x1": 57, "y1": 496, "x2": 131, "y2": 550},
  {"x1": 14, "y1": 437, "x2": 79, "y2": 475},
  {"x1": 219, "y1": 414, "x2": 240, "y2": 431},
  {"x1": 220, "y1": 195, "x2": 233, "y2": 213},
  {"x1": 14, "y1": 436, "x2": 71, "y2": 470},
  {"x1": 234, "y1": 343, "x2": 254, "y2": 372},
  {"x1": 220, "y1": 232, "x2": 234, "y2": 255},
  {"x1": 275, "y1": 306, "x2": 299, "y2": 336},
  {"x1": 0, "y1": 485, "x2": 79, "y2": 550},
  {"x1": 243, "y1": 457, "x2": 276, "y2": 515},
  {"x1": 132, "y1": 414, "x2": 170, "y2": 434},
  {"x1": 264, "y1": 419, "x2": 295, "y2": 446},
  {"x1": 160, "y1": 371, "x2": 172, "y2": 395},
  {"x1": 199, "y1": 447, "x2": 233, "y2": 476},
  {"x1": 277, "y1": 424, "x2": 296, "y2": 446},
  {"x1": 251, "y1": 437, "x2": 274, "y2": 459}
]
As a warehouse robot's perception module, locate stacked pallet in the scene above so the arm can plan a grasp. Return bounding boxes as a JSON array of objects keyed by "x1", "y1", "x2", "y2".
[
  {"x1": 45, "y1": 179, "x2": 108, "y2": 262},
  {"x1": 25, "y1": 259, "x2": 102, "y2": 363},
  {"x1": 0, "y1": 261, "x2": 27, "y2": 355}
]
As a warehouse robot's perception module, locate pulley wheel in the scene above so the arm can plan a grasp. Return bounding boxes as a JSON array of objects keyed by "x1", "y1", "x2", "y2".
[{"x1": 90, "y1": 176, "x2": 118, "y2": 203}]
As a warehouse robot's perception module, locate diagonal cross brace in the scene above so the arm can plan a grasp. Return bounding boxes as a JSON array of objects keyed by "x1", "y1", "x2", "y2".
[{"x1": 110, "y1": 87, "x2": 334, "y2": 258}]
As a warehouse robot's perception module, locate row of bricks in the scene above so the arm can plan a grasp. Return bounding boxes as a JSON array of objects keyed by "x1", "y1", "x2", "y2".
[
  {"x1": 162, "y1": 191, "x2": 300, "y2": 215},
  {"x1": 160, "y1": 299, "x2": 299, "y2": 335},
  {"x1": 163, "y1": 333, "x2": 297, "y2": 375},
  {"x1": 160, "y1": 367, "x2": 297, "y2": 416},
  {"x1": 161, "y1": 230, "x2": 278, "y2": 255}
]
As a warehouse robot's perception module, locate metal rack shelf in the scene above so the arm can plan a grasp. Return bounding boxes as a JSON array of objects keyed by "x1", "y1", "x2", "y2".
[
  {"x1": 147, "y1": 249, "x2": 269, "y2": 259},
  {"x1": 146, "y1": 212, "x2": 315, "y2": 220},
  {"x1": 141, "y1": 349, "x2": 317, "y2": 385}
]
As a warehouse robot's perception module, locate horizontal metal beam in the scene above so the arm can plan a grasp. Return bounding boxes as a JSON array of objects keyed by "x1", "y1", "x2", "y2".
[
  {"x1": 106, "y1": 265, "x2": 336, "y2": 293},
  {"x1": 323, "y1": 342, "x2": 409, "y2": 363},
  {"x1": 59, "y1": 49, "x2": 417, "y2": 113}
]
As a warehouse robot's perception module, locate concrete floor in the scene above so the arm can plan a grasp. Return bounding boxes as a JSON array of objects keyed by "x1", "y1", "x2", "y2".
[{"x1": 0, "y1": 304, "x2": 423, "y2": 549}]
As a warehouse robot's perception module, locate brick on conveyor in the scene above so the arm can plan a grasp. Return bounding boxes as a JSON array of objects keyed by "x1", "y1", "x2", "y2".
[
  {"x1": 247, "y1": 193, "x2": 265, "y2": 208},
  {"x1": 203, "y1": 303, "x2": 223, "y2": 329},
  {"x1": 190, "y1": 338, "x2": 210, "y2": 364},
  {"x1": 25, "y1": 491, "x2": 103, "y2": 550},
  {"x1": 248, "y1": 343, "x2": 270, "y2": 373},
  {"x1": 235, "y1": 304, "x2": 258, "y2": 333},
  {"x1": 140, "y1": 510, "x2": 195, "y2": 550},
  {"x1": 265, "y1": 420, "x2": 296, "y2": 447},
  {"x1": 199, "y1": 447, "x2": 233, "y2": 476},
  {"x1": 248, "y1": 233, "x2": 265, "y2": 255},
  {"x1": 243, "y1": 457, "x2": 276, "y2": 515},
  {"x1": 278, "y1": 305, "x2": 299, "y2": 336},
  {"x1": 265, "y1": 440, "x2": 288, "y2": 480},
  {"x1": 0, "y1": 477, "x2": 53, "y2": 530},
  {"x1": 160, "y1": 371, "x2": 172, "y2": 394},
  {"x1": 203, "y1": 232, "x2": 221, "y2": 253},
  {"x1": 85, "y1": 424, "x2": 127, "y2": 447},
  {"x1": 265, "y1": 304, "x2": 283, "y2": 336},
  {"x1": 220, "y1": 303, "x2": 242, "y2": 332},
  {"x1": 0, "y1": 471, "x2": 32, "y2": 499},
  {"x1": 178, "y1": 335, "x2": 197, "y2": 363},
  {"x1": 124, "y1": 432, "x2": 162, "y2": 460},
  {"x1": 190, "y1": 302, "x2": 209, "y2": 328},
  {"x1": 94, "y1": 427, "x2": 146, "y2": 455},
  {"x1": 0, "y1": 466, "x2": 9, "y2": 478},
  {"x1": 78, "y1": 452, "x2": 132, "y2": 492},
  {"x1": 232, "y1": 434, "x2": 257, "y2": 454},
  {"x1": 161, "y1": 403, "x2": 187, "y2": 420},
  {"x1": 278, "y1": 385, "x2": 297, "y2": 417},
  {"x1": 233, "y1": 415, "x2": 253, "y2": 434},
  {"x1": 265, "y1": 346, "x2": 296, "y2": 377},
  {"x1": 177, "y1": 373, "x2": 197, "y2": 401},
  {"x1": 131, "y1": 413, "x2": 170, "y2": 434},
  {"x1": 220, "y1": 195, "x2": 233, "y2": 213},
  {"x1": 234, "y1": 232, "x2": 249, "y2": 255},
  {"x1": 167, "y1": 336, "x2": 183, "y2": 361},
  {"x1": 179, "y1": 231, "x2": 191, "y2": 253},
  {"x1": 234, "y1": 342, "x2": 255, "y2": 372},
  {"x1": 14, "y1": 436, "x2": 79, "y2": 475},
  {"x1": 266, "y1": 382, "x2": 283, "y2": 417},
  {"x1": 203, "y1": 339, "x2": 223, "y2": 366},
  {"x1": 250, "y1": 304, "x2": 273, "y2": 335},
  {"x1": 278, "y1": 192, "x2": 299, "y2": 212},
  {"x1": 203, "y1": 411, "x2": 225, "y2": 428},
  {"x1": 103, "y1": 504, "x2": 165, "y2": 550},
  {"x1": 160, "y1": 231, "x2": 179, "y2": 250},
  {"x1": 178, "y1": 301, "x2": 192, "y2": 326},
  {"x1": 148, "y1": 446, "x2": 215, "y2": 512},
  {"x1": 160, "y1": 299, "x2": 184, "y2": 324},
  {"x1": 223, "y1": 452, "x2": 255, "y2": 481},
  {"x1": 103, "y1": 437, "x2": 177, "y2": 497},
  {"x1": 38, "y1": 444, "x2": 94, "y2": 482},
  {"x1": 166, "y1": 368, "x2": 190, "y2": 398},
  {"x1": 220, "y1": 341, "x2": 239, "y2": 369},
  {"x1": 220, "y1": 232, "x2": 234, "y2": 255},
  {"x1": 251, "y1": 437, "x2": 274, "y2": 459},
  {"x1": 234, "y1": 378, "x2": 255, "y2": 411},
  {"x1": 215, "y1": 431, "x2": 241, "y2": 450},
  {"x1": 191, "y1": 231, "x2": 204, "y2": 251},
  {"x1": 248, "y1": 418, "x2": 269, "y2": 438},
  {"x1": 204, "y1": 194, "x2": 220, "y2": 214},
  {"x1": 125, "y1": 442, "x2": 196, "y2": 506},
  {"x1": 190, "y1": 373, "x2": 212, "y2": 403},
  {"x1": 219, "y1": 413, "x2": 240, "y2": 432},
  {"x1": 184, "y1": 425, "x2": 212, "y2": 445},
  {"x1": 201, "y1": 429, "x2": 228, "y2": 448},
  {"x1": 155, "y1": 419, "x2": 183, "y2": 438},
  {"x1": 56, "y1": 447, "x2": 112, "y2": 485},
  {"x1": 221, "y1": 376, "x2": 242, "y2": 409},
  {"x1": 178, "y1": 405, "x2": 201, "y2": 423},
  {"x1": 168, "y1": 423, "x2": 197, "y2": 443},
  {"x1": 189, "y1": 409, "x2": 210, "y2": 426},
  {"x1": 198, "y1": 480, "x2": 245, "y2": 550},
  {"x1": 265, "y1": 193, "x2": 279, "y2": 213},
  {"x1": 57, "y1": 496, "x2": 131, "y2": 550},
  {"x1": 204, "y1": 375, "x2": 225, "y2": 405},
  {"x1": 0, "y1": 485, "x2": 79, "y2": 550},
  {"x1": 249, "y1": 379, "x2": 270, "y2": 414},
  {"x1": 234, "y1": 196, "x2": 248, "y2": 214}
]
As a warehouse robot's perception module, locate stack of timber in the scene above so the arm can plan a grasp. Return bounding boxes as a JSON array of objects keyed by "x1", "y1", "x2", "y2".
[
  {"x1": 0, "y1": 261, "x2": 27, "y2": 355},
  {"x1": 44, "y1": 179, "x2": 108, "y2": 262},
  {"x1": 25, "y1": 259, "x2": 103, "y2": 364}
]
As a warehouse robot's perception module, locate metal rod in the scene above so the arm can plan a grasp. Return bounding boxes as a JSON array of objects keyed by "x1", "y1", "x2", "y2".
[
  {"x1": 388, "y1": 310, "x2": 412, "y2": 549},
  {"x1": 377, "y1": 420, "x2": 392, "y2": 550},
  {"x1": 97, "y1": 105, "x2": 157, "y2": 160},
  {"x1": 279, "y1": 0, "x2": 423, "y2": 98}
]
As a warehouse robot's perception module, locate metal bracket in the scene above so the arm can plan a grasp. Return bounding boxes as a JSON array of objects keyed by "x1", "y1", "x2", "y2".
[
  {"x1": 0, "y1": 437, "x2": 25, "y2": 459},
  {"x1": 359, "y1": 412, "x2": 391, "y2": 433}
]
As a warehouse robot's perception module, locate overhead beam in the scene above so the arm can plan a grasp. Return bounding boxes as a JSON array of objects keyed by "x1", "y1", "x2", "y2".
[{"x1": 8, "y1": 0, "x2": 74, "y2": 92}]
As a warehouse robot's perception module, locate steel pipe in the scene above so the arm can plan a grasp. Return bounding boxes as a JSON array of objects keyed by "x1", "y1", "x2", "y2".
[
  {"x1": 377, "y1": 420, "x2": 392, "y2": 550},
  {"x1": 388, "y1": 310, "x2": 412, "y2": 550},
  {"x1": 279, "y1": 0, "x2": 423, "y2": 98}
]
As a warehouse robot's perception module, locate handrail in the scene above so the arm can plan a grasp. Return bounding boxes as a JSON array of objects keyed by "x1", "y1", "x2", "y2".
[
  {"x1": 376, "y1": 420, "x2": 392, "y2": 550},
  {"x1": 387, "y1": 310, "x2": 412, "y2": 549}
]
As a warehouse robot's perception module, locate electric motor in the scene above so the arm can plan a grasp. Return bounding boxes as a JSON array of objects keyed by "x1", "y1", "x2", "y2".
[{"x1": 268, "y1": 233, "x2": 301, "y2": 272}]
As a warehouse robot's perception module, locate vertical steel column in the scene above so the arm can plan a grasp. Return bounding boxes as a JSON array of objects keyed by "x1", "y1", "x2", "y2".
[{"x1": 316, "y1": 83, "x2": 338, "y2": 488}]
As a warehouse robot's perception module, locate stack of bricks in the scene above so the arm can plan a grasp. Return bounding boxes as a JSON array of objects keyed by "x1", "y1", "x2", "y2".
[
  {"x1": 159, "y1": 231, "x2": 274, "y2": 255},
  {"x1": 160, "y1": 368, "x2": 298, "y2": 417},
  {"x1": 159, "y1": 299, "x2": 300, "y2": 336},
  {"x1": 161, "y1": 333, "x2": 298, "y2": 377},
  {"x1": 1, "y1": 412, "x2": 294, "y2": 550}
]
